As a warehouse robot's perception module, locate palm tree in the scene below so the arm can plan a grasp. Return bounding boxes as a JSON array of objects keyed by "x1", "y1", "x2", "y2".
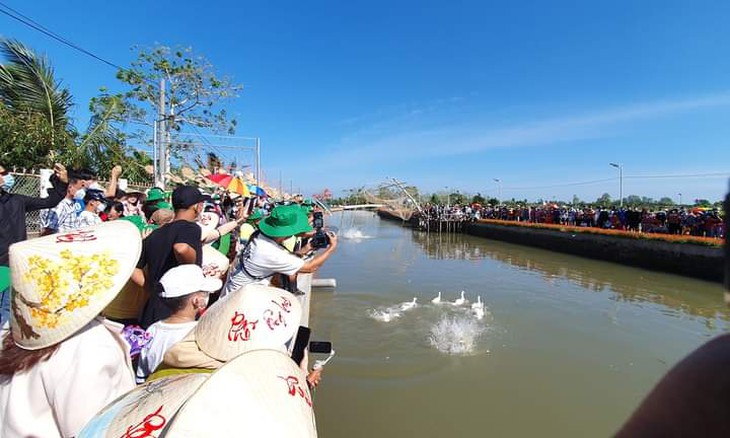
[{"x1": 0, "y1": 38, "x2": 73, "y2": 148}]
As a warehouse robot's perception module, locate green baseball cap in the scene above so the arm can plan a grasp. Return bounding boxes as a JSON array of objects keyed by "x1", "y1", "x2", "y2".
[{"x1": 258, "y1": 204, "x2": 313, "y2": 238}]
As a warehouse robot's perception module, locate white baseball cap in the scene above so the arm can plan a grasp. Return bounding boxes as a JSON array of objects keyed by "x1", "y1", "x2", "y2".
[{"x1": 159, "y1": 265, "x2": 222, "y2": 298}]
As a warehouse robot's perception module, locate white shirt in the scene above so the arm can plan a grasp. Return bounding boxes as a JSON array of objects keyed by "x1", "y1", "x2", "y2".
[
  {"x1": 222, "y1": 234, "x2": 305, "y2": 297},
  {"x1": 136, "y1": 320, "x2": 197, "y2": 383},
  {"x1": 0, "y1": 318, "x2": 134, "y2": 438},
  {"x1": 77, "y1": 210, "x2": 102, "y2": 228}
]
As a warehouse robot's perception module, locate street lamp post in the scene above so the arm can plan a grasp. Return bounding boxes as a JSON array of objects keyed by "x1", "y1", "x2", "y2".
[
  {"x1": 678, "y1": 192, "x2": 682, "y2": 206},
  {"x1": 609, "y1": 163, "x2": 623, "y2": 207},
  {"x1": 444, "y1": 186, "x2": 449, "y2": 208},
  {"x1": 493, "y1": 178, "x2": 502, "y2": 206}
]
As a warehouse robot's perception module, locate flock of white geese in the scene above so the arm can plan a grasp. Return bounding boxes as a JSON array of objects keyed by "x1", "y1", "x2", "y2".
[{"x1": 399, "y1": 291, "x2": 486, "y2": 320}]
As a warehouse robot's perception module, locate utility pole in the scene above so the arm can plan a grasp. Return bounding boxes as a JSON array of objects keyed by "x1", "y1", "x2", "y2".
[
  {"x1": 609, "y1": 163, "x2": 623, "y2": 207},
  {"x1": 156, "y1": 79, "x2": 167, "y2": 189}
]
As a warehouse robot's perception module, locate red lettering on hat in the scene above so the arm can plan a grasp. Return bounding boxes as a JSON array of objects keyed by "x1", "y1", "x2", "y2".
[
  {"x1": 122, "y1": 405, "x2": 166, "y2": 437},
  {"x1": 278, "y1": 375, "x2": 312, "y2": 407},
  {"x1": 271, "y1": 297, "x2": 292, "y2": 313},
  {"x1": 228, "y1": 311, "x2": 258, "y2": 342},
  {"x1": 55, "y1": 230, "x2": 97, "y2": 243},
  {"x1": 263, "y1": 308, "x2": 286, "y2": 331}
]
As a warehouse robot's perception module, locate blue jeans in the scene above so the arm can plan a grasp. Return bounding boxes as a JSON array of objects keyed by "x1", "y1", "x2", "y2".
[{"x1": 0, "y1": 286, "x2": 10, "y2": 328}]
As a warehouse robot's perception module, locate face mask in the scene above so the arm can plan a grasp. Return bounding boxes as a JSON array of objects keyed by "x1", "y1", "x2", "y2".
[
  {"x1": 74, "y1": 188, "x2": 86, "y2": 200},
  {"x1": 96, "y1": 203, "x2": 107, "y2": 213},
  {"x1": 1, "y1": 173, "x2": 15, "y2": 191}
]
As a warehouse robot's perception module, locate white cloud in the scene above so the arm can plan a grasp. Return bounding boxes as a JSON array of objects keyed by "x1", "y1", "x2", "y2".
[{"x1": 319, "y1": 93, "x2": 730, "y2": 168}]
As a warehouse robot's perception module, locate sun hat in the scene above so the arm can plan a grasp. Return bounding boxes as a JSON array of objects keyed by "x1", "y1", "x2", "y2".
[
  {"x1": 163, "y1": 349, "x2": 317, "y2": 437},
  {"x1": 193, "y1": 284, "x2": 302, "y2": 362},
  {"x1": 77, "y1": 373, "x2": 209, "y2": 438},
  {"x1": 160, "y1": 265, "x2": 222, "y2": 299},
  {"x1": 258, "y1": 204, "x2": 313, "y2": 238},
  {"x1": 145, "y1": 187, "x2": 168, "y2": 203},
  {"x1": 172, "y1": 185, "x2": 206, "y2": 210},
  {"x1": 8, "y1": 221, "x2": 142, "y2": 350},
  {"x1": 247, "y1": 208, "x2": 264, "y2": 222}
]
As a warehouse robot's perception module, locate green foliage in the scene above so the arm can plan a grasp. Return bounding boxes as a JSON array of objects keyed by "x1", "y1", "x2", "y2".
[
  {"x1": 595, "y1": 192, "x2": 612, "y2": 206},
  {"x1": 471, "y1": 193, "x2": 486, "y2": 204},
  {"x1": 115, "y1": 45, "x2": 242, "y2": 135},
  {"x1": 0, "y1": 39, "x2": 73, "y2": 147}
]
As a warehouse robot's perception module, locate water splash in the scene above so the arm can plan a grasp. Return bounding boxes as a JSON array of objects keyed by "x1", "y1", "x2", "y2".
[
  {"x1": 368, "y1": 307, "x2": 403, "y2": 322},
  {"x1": 341, "y1": 228, "x2": 372, "y2": 240},
  {"x1": 428, "y1": 315, "x2": 486, "y2": 355}
]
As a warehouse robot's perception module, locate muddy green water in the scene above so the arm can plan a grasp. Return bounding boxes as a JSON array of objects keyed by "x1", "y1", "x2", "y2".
[{"x1": 308, "y1": 211, "x2": 729, "y2": 437}]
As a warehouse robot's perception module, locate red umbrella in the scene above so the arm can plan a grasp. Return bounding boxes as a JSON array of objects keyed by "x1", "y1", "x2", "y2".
[{"x1": 206, "y1": 174, "x2": 234, "y2": 187}]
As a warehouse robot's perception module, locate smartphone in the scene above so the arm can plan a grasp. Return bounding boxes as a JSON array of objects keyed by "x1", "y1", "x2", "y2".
[
  {"x1": 290, "y1": 326, "x2": 311, "y2": 366},
  {"x1": 244, "y1": 197, "x2": 256, "y2": 216},
  {"x1": 309, "y1": 341, "x2": 333, "y2": 354}
]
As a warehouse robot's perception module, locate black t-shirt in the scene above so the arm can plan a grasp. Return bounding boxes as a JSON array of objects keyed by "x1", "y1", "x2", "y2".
[{"x1": 137, "y1": 220, "x2": 202, "y2": 327}]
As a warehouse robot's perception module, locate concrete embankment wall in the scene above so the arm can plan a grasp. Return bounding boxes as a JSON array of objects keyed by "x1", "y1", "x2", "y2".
[{"x1": 465, "y1": 222, "x2": 724, "y2": 283}]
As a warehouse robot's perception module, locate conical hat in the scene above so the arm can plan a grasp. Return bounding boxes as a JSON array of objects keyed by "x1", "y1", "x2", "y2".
[
  {"x1": 164, "y1": 349, "x2": 317, "y2": 437},
  {"x1": 194, "y1": 285, "x2": 302, "y2": 362},
  {"x1": 201, "y1": 244, "x2": 229, "y2": 274},
  {"x1": 9, "y1": 221, "x2": 141, "y2": 349},
  {"x1": 198, "y1": 211, "x2": 219, "y2": 238},
  {"x1": 78, "y1": 373, "x2": 208, "y2": 438}
]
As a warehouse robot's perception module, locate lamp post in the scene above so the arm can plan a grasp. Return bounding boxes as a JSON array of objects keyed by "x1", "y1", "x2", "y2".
[
  {"x1": 444, "y1": 186, "x2": 449, "y2": 208},
  {"x1": 678, "y1": 192, "x2": 682, "y2": 206},
  {"x1": 493, "y1": 178, "x2": 502, "y2": 206},
  {"x1": 609, "y1": 163, "x2": 623, "y2": 207}
]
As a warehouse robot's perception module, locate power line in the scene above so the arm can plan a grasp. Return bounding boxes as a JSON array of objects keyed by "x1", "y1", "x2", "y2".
[{"x1": 0, "y1": 2, "x2": 125, "y2": 72}]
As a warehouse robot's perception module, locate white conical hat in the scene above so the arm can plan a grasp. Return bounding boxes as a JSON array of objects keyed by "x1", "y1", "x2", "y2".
[
  {"x1": 78, "y1": 373, "x2": 208, "y2": 437},
  {"x1": 201, "y1": 244, "x2": 229, "y2": 274},
  {"x1": 164, "y1": 349, "x2": 317, "y2": 437},
  {"x1": 198, "y1": 211, "x2": 219, "y2": 238},
  {"x1": 194, "y1": 284, "x2": 302, "y2": 362},
  {"x1": 9, "y1": 221, "x2": 141, "y2": 349}
]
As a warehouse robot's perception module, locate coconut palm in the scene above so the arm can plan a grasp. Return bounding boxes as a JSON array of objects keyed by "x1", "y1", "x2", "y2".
[{"x1": 0, "y1": 38, "x2": 73, "y2": 149}]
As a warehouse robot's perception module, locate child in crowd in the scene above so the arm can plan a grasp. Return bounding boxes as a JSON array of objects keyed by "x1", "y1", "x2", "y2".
[{"x1": 135, "y1": 264, "x2": 221, "y2": 383}]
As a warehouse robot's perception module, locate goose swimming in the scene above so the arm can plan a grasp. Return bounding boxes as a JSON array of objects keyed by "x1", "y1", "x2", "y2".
[
  {"x1": 400, "y1": 297, "x2": 418, "y2": 311},
  {"x1": 431, "y1": 291, "x2": 442, "y2": 304},
  {"x1": 453, "y1": 291, "x2": 466, "y2": 306}
]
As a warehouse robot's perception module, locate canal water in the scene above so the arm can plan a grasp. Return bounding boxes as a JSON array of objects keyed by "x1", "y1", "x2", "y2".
[{"x1": 309, "y1": 211, "x2": 729, "y2": 437}]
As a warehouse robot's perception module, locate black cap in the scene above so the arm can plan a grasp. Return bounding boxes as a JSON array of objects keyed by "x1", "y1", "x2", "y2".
[
  {"x1": 83, "y1": 189, "x2": 106, "y2": 203},
  {"x1": 172, "y1": 185, "x2": 206, "y2": 209}
]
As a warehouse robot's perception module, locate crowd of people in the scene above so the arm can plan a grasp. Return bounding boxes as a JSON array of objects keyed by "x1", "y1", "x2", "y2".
[
  {"x1": 0, "y1": 163, "x2": 337, "y2": 436},
  {"x1": 419, "y1": 203, "x2": 725, "y2": 238}
]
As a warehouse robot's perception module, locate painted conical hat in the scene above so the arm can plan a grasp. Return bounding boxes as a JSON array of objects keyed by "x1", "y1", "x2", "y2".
[
  {"x1": 9, "y1": 221, "x2": 141, "y2": 349},
  {"x1": 78, "y1": 373, "x2": 208, "y2": 438},
  {"x1": 194, "y1": 284, "x2": 302, "y2": 362},
  {"x1": 163, "y1": 349, "x2": 317, "y2": 437},
  {"x1": 201, "y1": 244, "x2": 230, "y2": 274},
  {"x1": 198, "y1": 211, "x2": 219, "y2": 238}
]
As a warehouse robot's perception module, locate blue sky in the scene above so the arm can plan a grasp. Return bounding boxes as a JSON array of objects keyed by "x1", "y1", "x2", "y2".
[{"x1": 2, "y1": 0, "x2": 730, "y2": 202}]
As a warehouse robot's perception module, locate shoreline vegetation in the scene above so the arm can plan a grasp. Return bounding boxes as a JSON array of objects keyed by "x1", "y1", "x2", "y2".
[{"x1": 475, "y1": 218, "x2": 723, "y2": 247}]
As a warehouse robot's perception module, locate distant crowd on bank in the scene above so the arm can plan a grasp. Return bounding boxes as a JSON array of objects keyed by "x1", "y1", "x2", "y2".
[
  {"x1": 0, "y1": 163, "x2": 335, "y2": 436},
  {"x1": 419, "y1": 203, "x2": 725, "y2": 238}
]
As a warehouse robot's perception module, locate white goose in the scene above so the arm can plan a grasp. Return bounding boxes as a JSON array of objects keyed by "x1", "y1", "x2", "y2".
[
  {"x1": 400, "y1": 297, "x2": 418, "y2": 311},
  {"x1": 453, "y1": 291, "x2": 466, "y2": 306},
  {"x1": 473, "y1": 306, "x2": 485, "y2": 320},
  {"x1": 431, "y1": 291, "x2": 442, "y2": 304},
  {"x1": 471, "y1": 295, "x2": 484, "y2": 310}
]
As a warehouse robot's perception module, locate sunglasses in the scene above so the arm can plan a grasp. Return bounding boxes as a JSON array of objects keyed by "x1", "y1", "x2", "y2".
[{"x1": 0, "y1": 170, "x2": 8, "y2": 176}]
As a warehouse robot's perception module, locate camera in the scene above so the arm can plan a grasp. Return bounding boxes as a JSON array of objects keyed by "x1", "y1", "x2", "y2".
[{"x1": 310, "y1": 211, "x2": 330, "y2": 249}]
